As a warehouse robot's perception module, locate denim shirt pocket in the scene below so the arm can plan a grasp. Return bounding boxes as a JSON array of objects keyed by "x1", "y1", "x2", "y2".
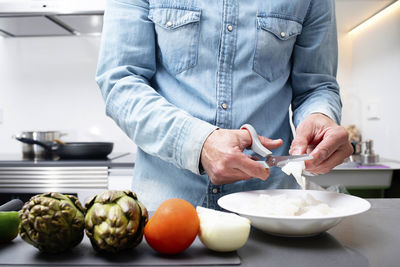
[
  {"x1": 149, "y1": 7, "x2": 201, "y2": 75},
  {"x1": 253, "y1": 15, "x2": 302, "y2": 82}
]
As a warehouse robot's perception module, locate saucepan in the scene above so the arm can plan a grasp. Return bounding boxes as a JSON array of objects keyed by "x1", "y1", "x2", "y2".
[
  {"x1": 16, "y1": 131, "x2": 65, "y2": 160},
  {"x1": 15, "y1": 137, "x2": 114, "y2": 159}
]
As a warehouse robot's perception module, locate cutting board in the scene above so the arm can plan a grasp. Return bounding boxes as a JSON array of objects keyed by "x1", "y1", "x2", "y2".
[{"x1": 0, "y1": 235, "x2": 240, "y2": 266}]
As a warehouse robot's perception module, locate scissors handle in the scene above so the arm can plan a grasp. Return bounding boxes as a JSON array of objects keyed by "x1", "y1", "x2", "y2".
[{"x1": 240, "y1": 124, "x2": 272, "y2": 157}]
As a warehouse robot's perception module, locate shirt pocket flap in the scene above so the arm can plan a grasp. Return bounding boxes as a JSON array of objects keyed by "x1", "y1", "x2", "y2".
[
  {"x1": 257, "y1": 16, "x2": 302, "y2": 40},
  {"x1": 149, "y1": 7, "x2": 201, "y2": 30}
]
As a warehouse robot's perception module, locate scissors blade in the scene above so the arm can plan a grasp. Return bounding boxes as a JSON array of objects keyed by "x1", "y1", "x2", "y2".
[{"x1": 266, "y1": 154, "x2": 313, "y2": 168}]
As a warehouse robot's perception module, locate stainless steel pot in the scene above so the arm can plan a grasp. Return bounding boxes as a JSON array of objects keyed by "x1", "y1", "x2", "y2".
[{"x1": 17, "y1": 131, "x2": 64, "y2": 160}]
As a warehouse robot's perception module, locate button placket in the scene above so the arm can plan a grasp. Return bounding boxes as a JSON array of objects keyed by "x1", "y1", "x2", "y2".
[
  {"x1": 215, "y1": 0, "x2": 238, "y2": 129},
  {"x1": 206, "y1": 185, "x2": 221, "y2": 209}
]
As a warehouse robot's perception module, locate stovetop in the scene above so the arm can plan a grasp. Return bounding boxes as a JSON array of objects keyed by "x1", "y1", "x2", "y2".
[{"x1": 0, "y1": 153, "x2": 135, "y2": 167}]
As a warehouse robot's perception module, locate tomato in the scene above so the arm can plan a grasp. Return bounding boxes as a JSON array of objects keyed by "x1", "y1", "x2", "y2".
[{"x1": 144, "y1": 198, "x2": 200, "y2": 255}]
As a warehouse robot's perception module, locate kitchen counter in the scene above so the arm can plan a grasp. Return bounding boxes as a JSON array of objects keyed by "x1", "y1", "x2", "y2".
[
  {"x1": 0, "y1": 153, "x2": 135, "y2": 168},
  {"x1": 240, "y1": 198, "x2": 398, "y2": 267},
  {"x1": 0, "y1": 199, "x2": 398, "y2": 267},
  {"x1": 307, "y1": 158, "x2": 400, "y2": 191}
]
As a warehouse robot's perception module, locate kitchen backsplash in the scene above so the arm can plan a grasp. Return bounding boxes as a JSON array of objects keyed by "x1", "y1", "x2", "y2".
[{"x1": 0, "y1": 36, "x2": 137, "y2": 154}]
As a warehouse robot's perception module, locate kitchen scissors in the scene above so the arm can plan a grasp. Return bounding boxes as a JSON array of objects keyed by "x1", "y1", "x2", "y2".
[{"x1": 240, "y1": 124, "x2": 313, "y2": 168}]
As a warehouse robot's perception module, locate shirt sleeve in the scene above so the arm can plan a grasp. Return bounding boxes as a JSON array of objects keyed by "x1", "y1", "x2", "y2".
[
  {"x1": 290, "y1": 0, "x2": 342, "y2": 127},
  {"x1": 95, "y1": 0, "x2": 217, "y2": 175}
]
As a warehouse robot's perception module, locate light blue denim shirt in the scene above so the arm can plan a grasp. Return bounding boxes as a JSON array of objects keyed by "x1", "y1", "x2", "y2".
[{"x1": 96, "y1": 0, "x2": 341, "y2": 210}]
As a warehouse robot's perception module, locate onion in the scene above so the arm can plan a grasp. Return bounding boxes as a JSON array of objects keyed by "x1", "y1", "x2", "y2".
[
  {"x1": 196, "y1": 206, "x2": 250, "y2": 252},
  {"x1": 281, "y1": 161, "x2": 306, "y2": 189}
]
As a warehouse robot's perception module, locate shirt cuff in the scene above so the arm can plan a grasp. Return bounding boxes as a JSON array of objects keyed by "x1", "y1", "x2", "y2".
[
  {"x1": 178, "y1": 117, "x2": 218, "y2": 175},
  {"x1": 293, "y1": 99, "x2": 341, "y2": 127}
]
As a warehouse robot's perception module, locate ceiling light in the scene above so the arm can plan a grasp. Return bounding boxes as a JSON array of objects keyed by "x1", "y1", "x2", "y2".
[{"x1": 348, "y1": 0, "x2": 400, "y2": 35}]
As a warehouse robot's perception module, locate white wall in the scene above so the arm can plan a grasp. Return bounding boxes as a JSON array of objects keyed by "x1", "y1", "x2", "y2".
[
  {"x1": 337, "y1": 34, "x2": 358, "y2": 127},
  {"x1": 0, "y1": 36, "x2": 137, "y2": 154},
  {"x1": 339, "y1": 6, "x2": 400, "y2": 160}
]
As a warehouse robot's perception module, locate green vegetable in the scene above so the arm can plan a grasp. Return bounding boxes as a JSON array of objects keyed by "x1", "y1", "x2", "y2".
[
  {"x1": 0, "y1": 211, "x2": 20, "y2": 243},
  {"x1": 84, "y1": 190, "x2": 148, "y2": 253},
  {"x1": 19, "y1": 192, "x2": 85, "y2": 253}
]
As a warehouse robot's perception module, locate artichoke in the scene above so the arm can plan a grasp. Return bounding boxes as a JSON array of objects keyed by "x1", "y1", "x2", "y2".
[
  {"x1": 84, "y1": 190, "x2": 148, "y2": 253},
  {"x1": 19, "y1": 192, "x2": 85, "y2": 253}
]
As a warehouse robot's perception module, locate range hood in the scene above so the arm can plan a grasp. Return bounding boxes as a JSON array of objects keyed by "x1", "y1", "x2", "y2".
[{"x1": 0, "y1": 0, "x2": 105, "y2": 37}]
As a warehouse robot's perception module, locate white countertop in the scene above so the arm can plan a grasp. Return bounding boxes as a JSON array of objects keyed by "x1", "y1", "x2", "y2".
[
  {"x1": 333, "y1": 157, "x2": 400, "y2": 171},
  {"x1": 307, "y1": 157, "x2": 399, "y2": 188}
]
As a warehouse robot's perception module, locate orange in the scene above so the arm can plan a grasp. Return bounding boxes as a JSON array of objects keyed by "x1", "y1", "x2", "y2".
[{"x1": 144, "y1": 198, "x2": 200, "y2": 255}]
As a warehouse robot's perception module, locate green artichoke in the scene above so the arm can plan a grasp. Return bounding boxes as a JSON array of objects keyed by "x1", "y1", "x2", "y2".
[
  {"x1": 84, "y1": 190, "x2": 148, "y2": 253},
  {"x1": 19, "y1": 192, "x2": 85, "y2": 253}
]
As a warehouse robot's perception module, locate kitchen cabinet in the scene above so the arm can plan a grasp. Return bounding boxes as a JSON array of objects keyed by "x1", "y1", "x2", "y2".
[
  {"x1": 0, "y1": 153, "x2": 134, "y2": 204},
  {"x1": 306, "y1": 159, "x2": 400, "y2": 198},
  {"x1": 0, "y1": 165, "x2": 108, "y2": 204},
  {"x1": 108, "y1": 153, "x2": 135, "y2": 191}
]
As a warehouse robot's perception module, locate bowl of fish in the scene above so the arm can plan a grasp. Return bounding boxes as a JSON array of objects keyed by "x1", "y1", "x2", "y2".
[{"x1": 217, "y1": 189, "x2": 371, "y2": 237}]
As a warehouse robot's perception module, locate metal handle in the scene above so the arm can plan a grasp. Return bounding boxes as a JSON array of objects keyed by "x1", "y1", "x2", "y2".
[
  {"x1": 240, "y1": 124, "x2": 272, "y2": 157},
  {"x1": 14, "y1": 136, "x2": 54, "y2": 150},
  {"x1": 0, "y1": 199, "x2": 24, "y2": 211}
]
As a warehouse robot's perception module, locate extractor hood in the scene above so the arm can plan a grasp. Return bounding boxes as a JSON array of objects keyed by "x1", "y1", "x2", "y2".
[{"x1": 0, "y1": 0, "x2": 105, "y2": 37}]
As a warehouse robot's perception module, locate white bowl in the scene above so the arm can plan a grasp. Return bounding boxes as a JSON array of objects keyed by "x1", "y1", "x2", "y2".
[{"x1": 217, "y1": 189, "x2": 371, "y2": 237}]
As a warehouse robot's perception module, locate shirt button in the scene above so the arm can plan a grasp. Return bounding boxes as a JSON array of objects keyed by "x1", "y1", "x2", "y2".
[
  {"x1": 227, "y1": 25, "x2": 233, "y2": 32},
  {"x1": 166, "y1": 21, "x2": 173, "y2": 27},
  {"x1": 212, "y1": 188, "x2": 218, "y2": 194},
  {"x1": 280, "y1": 32, "x2": 286, "y2": 38},
  {"x1": 221, "y1": 103, "x2": 228, "y2": 109}
]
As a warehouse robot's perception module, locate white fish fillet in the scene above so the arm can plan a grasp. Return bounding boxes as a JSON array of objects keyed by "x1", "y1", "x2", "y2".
[{"x1": 281, "y1": 161, "x2": 306, "y2": 189}]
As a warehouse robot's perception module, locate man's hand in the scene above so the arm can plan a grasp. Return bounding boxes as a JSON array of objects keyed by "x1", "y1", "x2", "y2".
[
  {"x1": 200, "y1": 129, "x2": 283, "y2": 185},
  {"x1": 290, "y1": 113, "x2": 353, "y2": 174}
]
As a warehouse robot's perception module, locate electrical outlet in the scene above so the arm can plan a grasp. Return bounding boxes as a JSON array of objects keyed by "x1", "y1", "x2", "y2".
[{"x1": 366, "y1": 102, "x2": 380, "y2": 120}]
